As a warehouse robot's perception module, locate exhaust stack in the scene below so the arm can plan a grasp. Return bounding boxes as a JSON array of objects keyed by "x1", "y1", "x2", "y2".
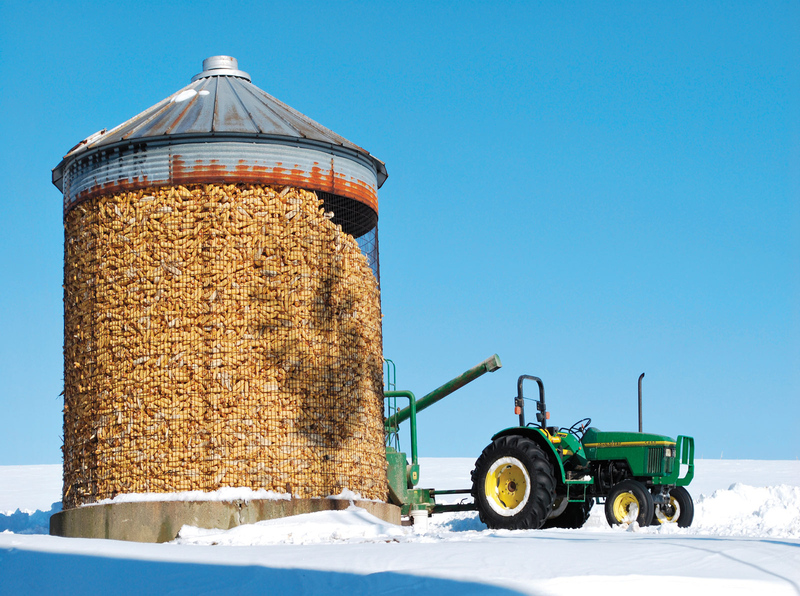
[{"x1": 638, "y1": 373, "x2": 645, "y2": 432}]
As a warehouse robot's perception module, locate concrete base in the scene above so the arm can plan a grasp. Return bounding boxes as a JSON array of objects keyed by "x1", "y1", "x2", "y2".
[{"x1": 50, "y1": 498, "x2": 400, "y2": 543}]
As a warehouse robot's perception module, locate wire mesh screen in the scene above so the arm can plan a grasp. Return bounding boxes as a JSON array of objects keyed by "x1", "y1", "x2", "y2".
[
  {"x1": 62, "y1": 183, "x2": 386, "y2": 509},
  {"x1": 317, "y1": 191, "x2": 379, "y2": 283}
]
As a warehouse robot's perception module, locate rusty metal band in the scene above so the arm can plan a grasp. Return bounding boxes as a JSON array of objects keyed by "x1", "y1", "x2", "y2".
[{"x1": 60, "y1": 137, "x2": 380, "y2": 217}]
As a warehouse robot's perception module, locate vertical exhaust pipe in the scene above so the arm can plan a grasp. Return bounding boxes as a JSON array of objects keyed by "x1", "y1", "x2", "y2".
[{"x1": 638, "y1": 373, "x2": 645, "y2": 432}]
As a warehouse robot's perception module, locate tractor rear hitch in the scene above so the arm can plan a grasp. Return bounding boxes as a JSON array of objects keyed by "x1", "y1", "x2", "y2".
[{"x1": 430, "y1": 488, "x2": 472, "y2": 496}]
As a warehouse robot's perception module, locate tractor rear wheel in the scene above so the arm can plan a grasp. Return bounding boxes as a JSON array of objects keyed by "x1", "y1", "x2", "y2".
[
  {"x1": 652, "y1": 486, "x2": 694, "y2": 527},
  {"x1": 542, "y1": 499, "x2": 594, "y2": 529},
  {"x1": 471, "y1": 435, "x2": 556, "y2": 530},
  {"x1": 604, "y1": 479, "x2": 654, "y2": 527}
]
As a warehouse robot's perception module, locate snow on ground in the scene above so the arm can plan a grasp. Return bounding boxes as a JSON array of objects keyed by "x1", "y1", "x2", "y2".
[
  {"x1": 1, "y1": 459, "x2": 799, "y2": 594},
  {"x1": 0, "y1": 464, "x2": 61, "y2": 514}
]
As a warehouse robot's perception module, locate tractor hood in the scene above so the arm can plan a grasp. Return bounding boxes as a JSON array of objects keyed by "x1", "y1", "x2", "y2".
[
  {"x1": 582, "y1": 429, "x2": 676, "y2": 449},
  {"x1": 581, "y1": 428, "x2": 682, "y2": 479}
]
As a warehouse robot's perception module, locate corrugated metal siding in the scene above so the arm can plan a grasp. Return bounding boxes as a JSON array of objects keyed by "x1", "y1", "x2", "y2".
[{"x1": 61, "y1": 139, "x2": 380, "y2": 216}]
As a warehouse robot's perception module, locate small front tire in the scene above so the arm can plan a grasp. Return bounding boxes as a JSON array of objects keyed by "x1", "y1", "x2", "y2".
[
  {"x1": 653, "y1": 486, "x2": 694, "y2": 527},
  {"x1": 605, "y1": 479, "x2": 654, "y2": 527}
]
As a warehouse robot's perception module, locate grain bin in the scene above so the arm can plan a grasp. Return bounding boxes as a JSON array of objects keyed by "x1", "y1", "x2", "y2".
[{"x1": 52, "y1": 56, "x2": 388, "y2": 512}]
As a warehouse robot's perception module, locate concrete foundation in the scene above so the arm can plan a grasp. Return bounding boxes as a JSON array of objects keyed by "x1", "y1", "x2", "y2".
[{"x1": 50, "y1": 498, "x2": 401, "y2": 543}]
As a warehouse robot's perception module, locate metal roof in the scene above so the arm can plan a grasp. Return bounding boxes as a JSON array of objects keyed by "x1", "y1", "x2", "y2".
[{"x1": 53, "y1": 56, "x2": 387, "y2": 193}]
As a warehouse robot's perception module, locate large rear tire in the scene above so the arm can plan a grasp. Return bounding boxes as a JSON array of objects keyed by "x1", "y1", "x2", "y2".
[
  {"x1": 471, "y1": 435, "x2": 556, "y2": 530},
  {"x1": 542, "y1": 499, "x2": 594, "y2": 529},
  {"x1": 652, "y1": 486, "x2": 694, "y2": 527},
  {"x1": 604, "y1": 479, "x2": 654, "y2": 527}
]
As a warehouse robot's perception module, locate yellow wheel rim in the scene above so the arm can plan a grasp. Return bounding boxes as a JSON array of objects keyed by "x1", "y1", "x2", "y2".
[
  {"x1": 484, "y1": 456, "x2": 531, "y2": 516},
  {"x1": 611, "y1": 491, "x2": 640, "y2": 523},
  {"x1": 655, "y1": 496, "x2": 680, "y2": 524}
]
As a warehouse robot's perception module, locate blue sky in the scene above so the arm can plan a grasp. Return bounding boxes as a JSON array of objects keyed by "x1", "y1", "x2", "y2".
[{"x1": 0, "y1": 1, "x2": 797, "y2": 465}]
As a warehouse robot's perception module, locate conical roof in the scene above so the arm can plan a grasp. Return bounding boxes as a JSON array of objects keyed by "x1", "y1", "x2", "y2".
[{"x1": 53, "y1": 57, "x2": 386, "y2": 218}]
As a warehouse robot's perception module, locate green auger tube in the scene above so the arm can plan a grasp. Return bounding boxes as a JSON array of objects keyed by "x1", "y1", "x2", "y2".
[{"x1": 385, "y1": 354, "x2": 502, "y2": 429}]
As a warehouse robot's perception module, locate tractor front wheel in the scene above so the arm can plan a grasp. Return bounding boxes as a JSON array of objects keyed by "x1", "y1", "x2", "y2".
[
  {"x1": 471, "y1": 435, "x2": 556, "y2": 530},
  {"x1": 604, "y1": 479, "x2": 654, "y2": 527},
  {"x1": 653, "y1": 486, "x2": 694, "y2": 527}
]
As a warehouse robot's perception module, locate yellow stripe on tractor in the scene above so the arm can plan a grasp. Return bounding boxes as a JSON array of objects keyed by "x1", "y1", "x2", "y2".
[{"x1": 584, "y1": 441, "x2": 676, "y2": 448}]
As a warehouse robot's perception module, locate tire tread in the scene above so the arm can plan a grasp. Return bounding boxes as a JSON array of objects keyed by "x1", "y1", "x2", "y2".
[{"x1": 471, "y1": 435, "x2": 556, "y2": 530}]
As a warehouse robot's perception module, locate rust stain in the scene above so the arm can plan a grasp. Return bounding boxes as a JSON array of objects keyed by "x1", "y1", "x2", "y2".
[
  {"x1": 309, "y1": 165, "x2": 335, "y2": 193},
  {"x1": 165, "y1": 99, "x2": 197, "y2": 135},
  {"x1": 67, "y1": 159, "x2": 378, "y2": 215},
  {"x1": 172, "y1": 157, "x2": 187, "y2": 179}
]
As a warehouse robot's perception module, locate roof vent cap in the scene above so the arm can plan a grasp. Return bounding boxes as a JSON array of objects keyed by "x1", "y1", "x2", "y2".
[{"x1": 191, "y1": 55, "x2": 251, "y2": 82}]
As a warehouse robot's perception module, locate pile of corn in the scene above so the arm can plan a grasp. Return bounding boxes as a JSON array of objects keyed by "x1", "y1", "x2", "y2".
[{"x1": 62, "y1": 183, "x2": 385, "y2": 509}]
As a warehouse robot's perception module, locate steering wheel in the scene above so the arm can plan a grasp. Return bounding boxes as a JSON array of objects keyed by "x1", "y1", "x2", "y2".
[{"x1": 566, "y1": 417, "x2": 592, "y2": 438}]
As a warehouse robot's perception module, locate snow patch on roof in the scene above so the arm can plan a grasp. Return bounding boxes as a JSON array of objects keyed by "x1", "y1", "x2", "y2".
[{"x1": 172, "y1": 89, "x2": 198, "y2": 103}]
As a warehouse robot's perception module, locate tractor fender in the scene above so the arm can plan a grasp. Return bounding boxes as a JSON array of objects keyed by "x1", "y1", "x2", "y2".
[{"x1": 491, "y1": 426, "x2": 567, "y2": 484}]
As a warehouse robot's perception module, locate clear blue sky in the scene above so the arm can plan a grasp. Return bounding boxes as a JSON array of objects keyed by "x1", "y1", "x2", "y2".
[{"x1": 0, "y1": 1, "x2": 797, "y2": 465}]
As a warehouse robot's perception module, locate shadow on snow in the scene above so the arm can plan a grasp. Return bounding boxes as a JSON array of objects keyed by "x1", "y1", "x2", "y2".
[{"x1": 0, "y1": 549, "x2": 527, "y2": 596}]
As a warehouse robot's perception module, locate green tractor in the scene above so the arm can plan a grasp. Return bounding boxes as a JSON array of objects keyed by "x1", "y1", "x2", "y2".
[
  {"x1": 472, "y1": 373, "x2": 695, "y2": 530},
  {"x1": 384, "y1": 355, "x2": 695, "y2": 530}
]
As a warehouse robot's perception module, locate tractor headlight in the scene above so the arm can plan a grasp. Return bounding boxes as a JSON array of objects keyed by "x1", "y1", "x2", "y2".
[{"x1": 665, "y1": 447, "x2": 674, "y2": 458}]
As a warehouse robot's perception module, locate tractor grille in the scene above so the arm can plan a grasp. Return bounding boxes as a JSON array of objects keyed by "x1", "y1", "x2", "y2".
[{"x1": 647, "y1": 447, "x2": 664, "y2": 475}]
